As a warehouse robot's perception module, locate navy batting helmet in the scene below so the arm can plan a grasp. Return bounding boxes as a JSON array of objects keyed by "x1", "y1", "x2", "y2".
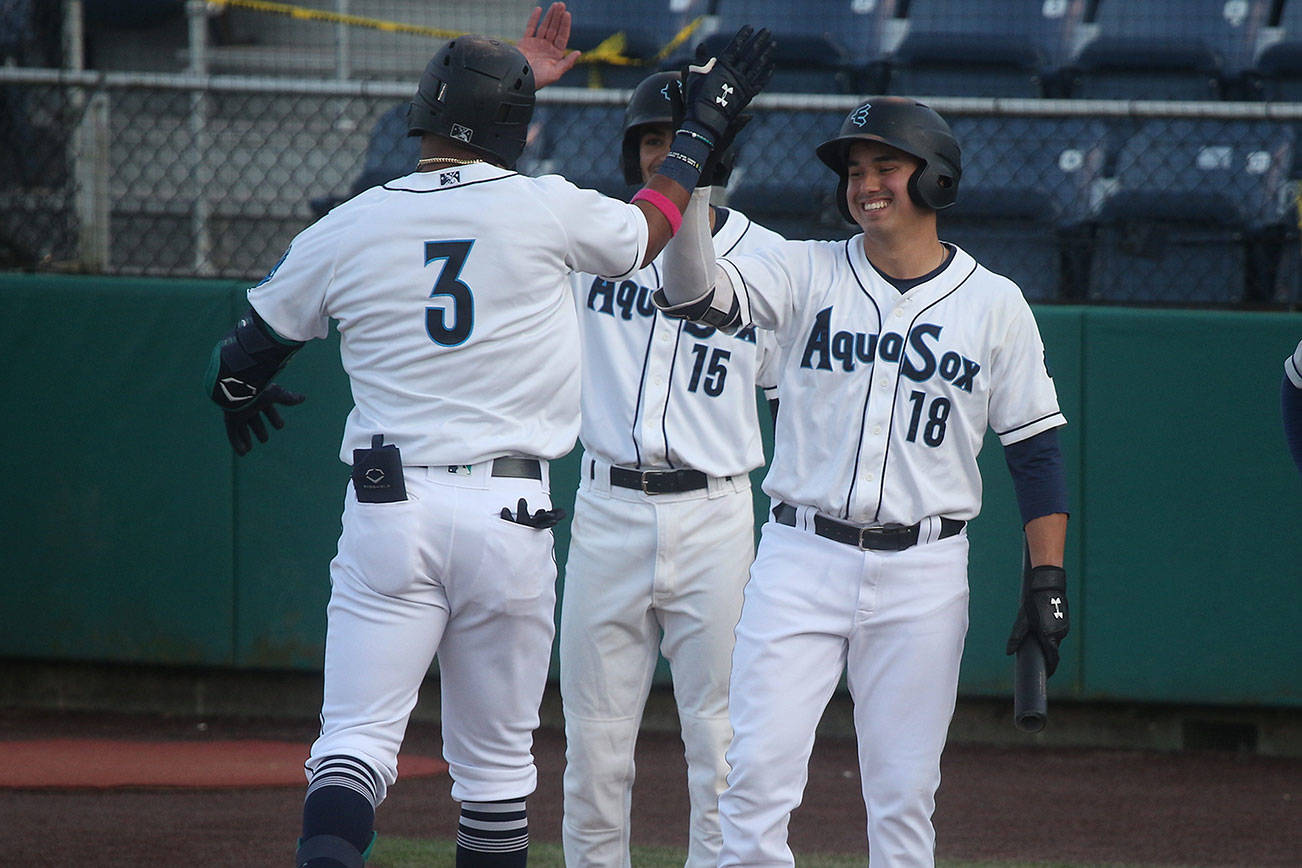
[
  {"x1": 815, "y1": 97, "x2": 961, "y2": 221},
  {"x1": 407, "y1": 35, "x2": 536, "y2": 169},
  {"x1": 620, "y1": 72, "x2": 684, "y2": 185}
]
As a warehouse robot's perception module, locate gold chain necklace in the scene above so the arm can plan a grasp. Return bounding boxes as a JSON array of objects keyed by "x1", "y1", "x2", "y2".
[{"x1": 416, "y1": 156, "x2": 483, "y2": 169}]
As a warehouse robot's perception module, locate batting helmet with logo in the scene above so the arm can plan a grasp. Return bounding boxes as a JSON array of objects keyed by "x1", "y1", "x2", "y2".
[
  {"x1": 407, "y1": 35, "x2": 536, "y2": 169},
  {"x1": 815, "y1": 97, "x2": 962, "y2": 221},
  {"x1": 620, "y1": 72, "x2": 683, "y2": 184}
]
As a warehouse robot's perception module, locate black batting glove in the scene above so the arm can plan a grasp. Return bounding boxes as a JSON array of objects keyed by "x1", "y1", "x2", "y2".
[
  {"x1": 681, "y1": 25, "x2": 775, "y2": 146},
  {"x1": 1005, "y1": 565, "x2": 1070, "y2": 677},
  {"x1": 499, "y1": 497, "x2": 567, "y2": 530},
  {"x1": 222, "y1": 384, "x2": 306, "y2": 456}
]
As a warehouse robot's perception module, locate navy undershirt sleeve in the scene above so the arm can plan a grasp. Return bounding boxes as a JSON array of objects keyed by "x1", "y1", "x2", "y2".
[
  {"x1": 1003, "y1": 427, "x2": 1069, "y2": 525},
  {"x1": 1283, "y1": 375, "x2": 1302, "y2": 475}
]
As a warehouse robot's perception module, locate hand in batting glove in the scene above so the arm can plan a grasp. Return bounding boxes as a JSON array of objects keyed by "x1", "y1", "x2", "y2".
[
  {"x1": 222, "y1": 384, "x2": 306, "y2": 456},
  {"x1": 681, "y1": 25, "x2": 774, "y2": 147},
  {"x1": 1005, "y1": 565, "x2": 1070, "y2": 677}
]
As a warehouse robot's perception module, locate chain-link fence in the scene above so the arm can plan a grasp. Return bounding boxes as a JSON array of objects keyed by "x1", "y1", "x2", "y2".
[{"x1": 2, "y1": 0, "x2": 1301, "y2": 307}]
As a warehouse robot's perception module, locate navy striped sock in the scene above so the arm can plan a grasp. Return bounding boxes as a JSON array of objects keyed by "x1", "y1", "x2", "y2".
[
  {"x1": 454, "y1": 798, "x2": 528, "y2": 868},
  {"x1": 300, "y1": 755, "x2": 380, "y2": 863}
]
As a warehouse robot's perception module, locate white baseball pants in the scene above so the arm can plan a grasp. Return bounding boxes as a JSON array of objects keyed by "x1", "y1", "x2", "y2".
[
  {"x1": 718, "y1": 518, "x2": 970, "y2": 868},
  {"x1": 306, "y1": 462, "x2": 557, "y2": 805},
  {"x1": 559, "y1": 462, "x2": 755, "y2": 868}
]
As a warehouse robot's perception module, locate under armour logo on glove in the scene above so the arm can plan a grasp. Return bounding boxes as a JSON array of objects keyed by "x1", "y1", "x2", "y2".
[
  {"x1": 716, "y1": 83, "x2": 734, "y2": 107},
  {"x1": 499, "y1": 497, "x2": 567, "y2": 530},
  {"x1": 1005, "y1": 565, "x2": 1070, "y2": 677}
]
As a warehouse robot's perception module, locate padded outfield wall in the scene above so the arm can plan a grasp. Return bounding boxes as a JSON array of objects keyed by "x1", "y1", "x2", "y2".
[{"x1": 0, "y1": 274, "x2": 1297, "y2": 708}]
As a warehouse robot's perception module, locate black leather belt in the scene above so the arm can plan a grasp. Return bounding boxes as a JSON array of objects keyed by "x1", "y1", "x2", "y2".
[
  {"x1": 489, "y1": 457, "x2": 543, "y2": 480},
  {"x1": 609, "y1": 465, "x2": 710, "y2": 495},
  {"x1": 772, "y1": 502, "x2": 964, "y2": 552}
]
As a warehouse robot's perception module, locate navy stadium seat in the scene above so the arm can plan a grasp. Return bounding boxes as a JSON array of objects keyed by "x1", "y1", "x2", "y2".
[
  {"x1": 1250, "y1": 0, "x2": 1302, "y2": 100},
  {"x1": 709, "y1": 0, "x2": 900, "y2": 91},
  {"x1": 1067, "y1": 0, "x2": 1271, "y2": 100},
  {"x1": 526, "y1": 102, "x2": 628, "y2": 199},
  {"x1": 311, "y1": 100, "x2": 571, "y2": 219},
  {"x1": 553, "y1": 0, "x2": 710, "y2": 89},
  {"x1": 680, "y1": 31, "x2": 854, "y2": 94},
  {"x1": 886, "y1": 0, "x2": 1088, "y2": 98},
  {"x1": 941, "y1": 116, "x2": 1108, "y2": 300},
  {"x1": 726, "y1": 108, "x2": 853, "y2": 240},
  {"x1": 1085, "y1": 119, "x2": 1294, "y2": 304},
  {"x1": 310, "y1": 102, "x2": 419, "y2": 217}
]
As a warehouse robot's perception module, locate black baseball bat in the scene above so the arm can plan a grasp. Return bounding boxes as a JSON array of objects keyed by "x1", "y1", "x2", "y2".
[{"x1": 1013, "y1": 539, "x2": 1047, "y2": 732}]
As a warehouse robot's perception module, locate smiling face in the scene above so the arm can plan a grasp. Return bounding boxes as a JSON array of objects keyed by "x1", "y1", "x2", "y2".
[
  {"x1": 843, "y1": 139, "x2": 933, "y2": 236},
  {"x1": 637, "y1": 123, "x2": 674, "y2": 185}
]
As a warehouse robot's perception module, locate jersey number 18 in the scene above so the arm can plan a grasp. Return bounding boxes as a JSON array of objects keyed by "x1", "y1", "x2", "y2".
[{"x1": 905, "y1": 390, "x2": 950, "y2": 447}]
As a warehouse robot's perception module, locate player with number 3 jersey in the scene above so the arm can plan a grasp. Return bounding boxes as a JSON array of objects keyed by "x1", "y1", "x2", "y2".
[{"x1": 204, "y1": 15, "x2": 775, "y2": 868}]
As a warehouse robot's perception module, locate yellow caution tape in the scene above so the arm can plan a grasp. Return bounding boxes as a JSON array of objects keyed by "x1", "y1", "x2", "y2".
[
  {"x1": 207, "y1": 1, "x2": 704, "y2": 71},
  {"x1": 207, "y1": 0, "x2": 462, "y2": 39}
]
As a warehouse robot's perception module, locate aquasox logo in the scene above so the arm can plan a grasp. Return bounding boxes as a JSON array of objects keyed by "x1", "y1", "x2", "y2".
[
  {"x1": 799, "y1": 306, "x2": 980, "y2": 391},
  {"x1": 584, "y1": 276, "x2": 756, "y2": 342},
  {"x1": 586, "y1": 276, "x2": 756, "y2": 397}
]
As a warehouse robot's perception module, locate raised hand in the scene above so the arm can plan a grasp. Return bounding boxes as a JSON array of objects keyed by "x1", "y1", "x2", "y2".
[
  {"x1": 519, "y1": 3, "x2": 581, "y2": 88},
  {"x1": 682, "y1": 26, "x2": 775, "y2": 145}
]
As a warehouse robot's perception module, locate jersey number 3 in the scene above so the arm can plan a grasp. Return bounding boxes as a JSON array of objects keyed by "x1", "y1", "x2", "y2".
[{"x1": 425, "y1": 240, "x2": 474, "y2": 346}]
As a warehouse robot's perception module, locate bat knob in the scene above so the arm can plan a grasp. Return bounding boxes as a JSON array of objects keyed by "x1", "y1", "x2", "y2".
[{"x1": 1015, "y1": 709, "x2": 1046, "y2": 733}]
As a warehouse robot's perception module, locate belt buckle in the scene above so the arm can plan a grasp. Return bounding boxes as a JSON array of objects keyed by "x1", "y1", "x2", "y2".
[
  {"x1": 855, "y1": 527, "x2": 872, "y2": 550},
  {"x1": 640, "y1": 471, "x2": 669, "y2": 495},
  {"x1": 858, "y1": 523, "x2": 908, "y2": 551}
]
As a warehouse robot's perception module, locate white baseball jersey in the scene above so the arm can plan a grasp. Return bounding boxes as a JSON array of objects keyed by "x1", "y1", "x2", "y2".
[
  {"x1": 247, "y1": 163, "x2": 649, "y2": 466},
  {"x1": 573, "y1": 207, "x2": 784, "y2": 477},
  {"x1": 1287, "y1": 339, "x2": 1302, "y2": 388},
  {"x1": 720, "y1": 239, "x2": 1065, "y2": 524}
]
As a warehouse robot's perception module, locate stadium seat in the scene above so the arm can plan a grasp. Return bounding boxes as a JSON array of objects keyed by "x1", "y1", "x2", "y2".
[
  {"x1": 726, "y1": 108, "x2": 854, "y2": 240},
  {"x1": 553, "y1": 0, "x2": 710, "y2": 89},
  {"x1": 310, "y1": 102, "x2": 419, "y2": 217},
  {"x1": 886, "y1": 0, "x2": 1088, "y2": 98},
  {"x1": 526, "y1": 102, "x2": 628, "y2": 198},
  {"x1": 709, "y1": 0, "x2": 900, "y2": 92},
  {"x1": 310, "y1": 101, "x2": 565, "y2": 219},
  {"x1": 1085, "y1": 119, "x2": 1294, "y2": 304},
  {"x1": 681, "y1": 31, "x2": 854, "y2": 94},
  {"x1": 941, "y1": 116, "x2": 1109, "y2": 300},
  {"x1": 1066, "y1": 0, "x2": 1271, "y2": 100},
  {"x1": 1250, "y1": 0, "x2": 1302, "y2": 100}
]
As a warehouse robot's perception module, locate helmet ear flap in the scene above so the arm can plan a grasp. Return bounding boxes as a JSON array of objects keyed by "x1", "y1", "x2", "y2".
[
  {"x1": 836, "y1": 174, "x2": 853, "y2": 224},
  {"x1": 910, "y1": 162, "x2": 958, "y2": 210},
  {"x1": 906, "y1": 166, "x2": 928, "y2": 209},
  {"x1": 620, "y1": 131, "x2": 642, "y2": 185}
]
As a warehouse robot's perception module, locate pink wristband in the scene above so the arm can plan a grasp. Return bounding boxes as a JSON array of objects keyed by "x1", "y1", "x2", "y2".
[{"x1": 632, "y1": 188, "x2": 683, "y2": 235}]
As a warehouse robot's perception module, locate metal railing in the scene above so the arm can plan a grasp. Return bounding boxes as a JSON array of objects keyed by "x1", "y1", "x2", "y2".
[{"x1": 0, "y1": 1, "x2": 1299, "y2": 305}]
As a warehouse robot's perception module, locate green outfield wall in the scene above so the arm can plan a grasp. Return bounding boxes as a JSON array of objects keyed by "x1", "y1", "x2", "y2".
[{"x1": 1, "y1": 274, "x2": 1297, "y2": 708}]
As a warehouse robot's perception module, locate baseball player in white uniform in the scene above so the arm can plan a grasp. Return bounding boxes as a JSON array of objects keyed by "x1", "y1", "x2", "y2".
[
  {"x1": 654, "y1": 97, "x2": 1071, "y2": 867},
  {"x1": 559, "y1": 71, "x2": 783, "y2": 868},
  {"x1": 203, "y1": 22, "x2": 775, "y2": 868},
  {"x1": 1285, "y1": 339, "x2": 1302, "y2": 474}
]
